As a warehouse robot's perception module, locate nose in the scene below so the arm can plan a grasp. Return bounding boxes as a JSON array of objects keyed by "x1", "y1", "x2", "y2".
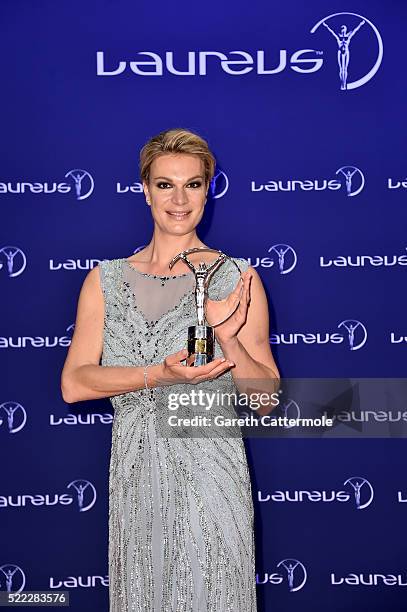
[{"x1": 171, "y1": 185, "x2": 188, "y2": 206}]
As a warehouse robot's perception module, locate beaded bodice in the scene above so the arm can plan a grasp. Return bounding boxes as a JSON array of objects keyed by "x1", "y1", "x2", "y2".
[{"x1": 98, "y1": 256, "x2": 249, "y2": 411}]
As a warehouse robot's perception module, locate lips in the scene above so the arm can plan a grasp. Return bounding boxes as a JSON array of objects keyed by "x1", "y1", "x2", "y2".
[{"x1": 166, "y1": 211, "x2": 191, "y2": 220}]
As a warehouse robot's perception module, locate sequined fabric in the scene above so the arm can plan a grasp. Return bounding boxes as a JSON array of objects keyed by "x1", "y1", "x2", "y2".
[{"x1": 98, "y1": 257, "x2": 257, "y2": 611}]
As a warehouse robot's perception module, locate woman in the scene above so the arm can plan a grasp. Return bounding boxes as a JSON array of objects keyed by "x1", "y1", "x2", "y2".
[{"x1": 61, "y1": 128, "x2": 279, "y2": 611}]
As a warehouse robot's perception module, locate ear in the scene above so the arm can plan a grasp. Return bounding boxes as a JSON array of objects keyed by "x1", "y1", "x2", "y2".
[{"x1": 143, "y1": 181, "x2": 151, "y2": 206}]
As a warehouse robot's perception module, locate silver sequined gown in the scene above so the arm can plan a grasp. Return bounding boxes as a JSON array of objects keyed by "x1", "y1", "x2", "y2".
[{"x1": 98, "y1": 257, "x2": 257, "y2": 612}]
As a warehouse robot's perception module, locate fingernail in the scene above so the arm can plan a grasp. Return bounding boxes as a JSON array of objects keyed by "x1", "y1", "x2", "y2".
[
  {"x1": 229, "y1": 361, "x2": 235, "y2": 366},
  {"x1": 221, "y1": 357, "x2": 226, "y2": 362}
]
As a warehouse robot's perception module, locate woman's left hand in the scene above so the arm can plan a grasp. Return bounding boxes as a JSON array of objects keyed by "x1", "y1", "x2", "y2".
[{"x1": 205, "y1": 270, "x2": 252, "y2": 346}]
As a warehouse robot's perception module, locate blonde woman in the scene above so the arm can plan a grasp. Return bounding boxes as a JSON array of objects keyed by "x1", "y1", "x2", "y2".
[{"x1": 61, "y1": 128, "x2": 279, "y2": 611}]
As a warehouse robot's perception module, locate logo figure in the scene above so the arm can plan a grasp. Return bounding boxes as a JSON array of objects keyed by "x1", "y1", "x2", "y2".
[
  {"x1": 276, "y1": 559, "x2": 307, "y2": 592},
  {"x1": 336, "y1": 166, "x2": 365, "y2": 197},
  {"x1": 280, "y1": 399, "x2": 301, "y2": 429},
  {"x1": 0, "y1": 565, "x2": 26, "y2": 593},
  {"x1": 0, "y1": 402, "x2": 27, "y2": 434},
  {"x1": 65, "y1": 169, "x2": 95, "y2": 201},
  {"x1": 323, "y1": 19, "x2": 365, "y2": 90},
  {"x1": 268, "y1": 244, "x2": 297, "y2": 274},
  {"x1": 209, "y1": 169, "x2": 229, "y2": 199},
  {"x1": 311, "y1": 13, "x2": 383, "y2": 90},
  {"x1": 66, "y1": 479, "x2": 97, "y2": 512},
  {"x1": 344, "y1": 477, "x2": 374, "y2": 509},
  {"x1": 337, "y1": 319, "x2": 368, "y2": 351},
  {"x1": 0, "y1": 247, "x2": 27, "y2": 277}
]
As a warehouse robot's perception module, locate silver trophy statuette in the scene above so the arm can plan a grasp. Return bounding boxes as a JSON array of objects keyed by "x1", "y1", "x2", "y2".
[{"x1": 169, "y1": 247, "x2": 243, "y2": 366}]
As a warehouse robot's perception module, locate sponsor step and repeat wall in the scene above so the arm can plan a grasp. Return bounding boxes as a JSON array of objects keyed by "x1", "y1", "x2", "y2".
[{"x1": 1, "y1": 1, "x2": 406, "y2": 610}]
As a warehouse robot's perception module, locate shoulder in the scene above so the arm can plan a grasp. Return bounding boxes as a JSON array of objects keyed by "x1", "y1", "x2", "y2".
[
  {"x1": 87, "y1": 258, "x2": 123, "y2": 295},
  {"x1": 230, "y1": 256, "x2": 251, "y2": 274},
  {"x1": 97, "y1": 257, "x2": 123, "y2": 269},
  {"x1": 95, "y1": 257, "x2": 125, "y2": 276},
  {"x1": 230, "y1": 257, "x2": 265, "y2": 293},
  {"x1": 88, "y1": 257, "x2": 112, "y2": 280}
]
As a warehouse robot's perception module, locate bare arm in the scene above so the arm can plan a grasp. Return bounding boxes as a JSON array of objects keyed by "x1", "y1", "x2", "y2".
[
  {"x1": 349, "y1": 19, "x2": 365, "y2": 39},
  {"x1": 61, "y1": 265, "x2": 233, "y2": 403},
  {"x1": 61, "y1": 266, "x2": 155, "y2": 402},
  {"x1": 216, "y1": 267, "x2": 281, "y2": 415},
  {"x1": 323, "y1": 22, "x2": 340, "y2": 43}
]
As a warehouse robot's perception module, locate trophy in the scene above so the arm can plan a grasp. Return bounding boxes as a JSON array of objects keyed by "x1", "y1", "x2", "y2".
[{"x1": 168, "y1": 247, "x2": 244, "y2": 366}]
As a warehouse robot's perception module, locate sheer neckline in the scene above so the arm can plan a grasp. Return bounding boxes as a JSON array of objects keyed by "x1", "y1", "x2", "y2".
[{"x1": 123, "y1": 258, "x2": 194, "y2": 279}]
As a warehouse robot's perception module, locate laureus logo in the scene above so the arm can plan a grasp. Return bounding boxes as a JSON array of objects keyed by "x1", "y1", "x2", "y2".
[
  {"x1": 66, "y1": 479, "x2": 97, "y2": 512},
  {"x1": 0, "y1": 247, "x2": 27, "y2": 277},
  {"x1": 0, "y1": 565, "x2": 26, "y2": 593},
  {"x1": 336, "y1": 166, "x2": 365, "y2": 196},
  {"x1": 268, "y1": 244, "x2": 297, "y2": 274},
  {"x1": 65, "y1": 169, "x2": 95, "y2": 200},
  {"x1": 343, "y1": 477, "x2": 374, "y2": 509},
  {"x1": 337, "y1": 319, "x2": 368, "y2": 351},
  {"x1": 277, "y1": 559, "x2": 307, "y2": 592},
  {"x1": 0, "y1": 402, "x2": 27, "y2": 434},
  {"x1": 311, "y1": 12, "x2": 383, "y2": 90}
]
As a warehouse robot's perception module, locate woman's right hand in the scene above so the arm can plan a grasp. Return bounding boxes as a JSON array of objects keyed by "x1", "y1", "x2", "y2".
[{"x1": 152, "y1": 348, "x2": 234, "y2": 386}]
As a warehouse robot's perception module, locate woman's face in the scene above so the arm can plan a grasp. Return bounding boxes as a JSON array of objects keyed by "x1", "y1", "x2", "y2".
[{"x1": 143, "y1": 153, "x2": 208, "y2": 236}]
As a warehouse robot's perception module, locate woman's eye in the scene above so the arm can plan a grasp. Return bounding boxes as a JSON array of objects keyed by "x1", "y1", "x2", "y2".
[{"x1": 155, "y1": 181, "x2": 202, "y2": 189}]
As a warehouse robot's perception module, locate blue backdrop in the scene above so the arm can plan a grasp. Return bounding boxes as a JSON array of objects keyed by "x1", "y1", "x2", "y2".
[{"x1": 1, "y1": 1, "x2": 406, "y2": 610}]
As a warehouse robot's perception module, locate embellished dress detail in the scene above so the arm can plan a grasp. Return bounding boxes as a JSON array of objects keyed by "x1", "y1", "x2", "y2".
[{"x1": 98, "y1": 257, "x2": 257, "y2": 612}]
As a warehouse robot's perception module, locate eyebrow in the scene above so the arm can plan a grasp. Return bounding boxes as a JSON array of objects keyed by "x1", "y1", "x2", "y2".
[{"x1": 152, "y1": 175, "x2": 204, "y2": 182}]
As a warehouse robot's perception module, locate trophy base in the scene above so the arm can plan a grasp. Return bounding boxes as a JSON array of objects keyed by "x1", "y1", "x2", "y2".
[{"x1": 187, "y1": 325, "x2": 214, "y2": 367}]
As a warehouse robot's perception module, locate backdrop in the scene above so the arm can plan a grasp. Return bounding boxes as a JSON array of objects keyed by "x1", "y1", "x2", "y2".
[{"x1": 1, "y1": 1, "x2": 406, "y2": 610}]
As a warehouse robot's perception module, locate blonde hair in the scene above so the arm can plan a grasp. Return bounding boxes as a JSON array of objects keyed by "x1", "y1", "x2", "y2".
[{"x1": 139, "y1": 128, "x2": 216, "y2": 186}]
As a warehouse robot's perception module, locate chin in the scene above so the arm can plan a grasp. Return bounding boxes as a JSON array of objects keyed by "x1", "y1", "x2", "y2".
[
  {"x1": 160, "y1": 215, "x2": 201, "y2": 232},
  {"x1": 165, "y1": 225, "x2": 197, "y2": 236}
]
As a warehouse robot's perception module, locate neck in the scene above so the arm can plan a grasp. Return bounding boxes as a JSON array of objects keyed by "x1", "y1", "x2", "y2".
[{"x1": 141, "y1": 228, "x2": 206, "y2": 272}]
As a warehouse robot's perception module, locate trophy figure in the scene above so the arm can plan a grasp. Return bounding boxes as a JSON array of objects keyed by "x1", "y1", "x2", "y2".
[{"x1": 169, "y1": 247, "x2": 243, "y2": 366}]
